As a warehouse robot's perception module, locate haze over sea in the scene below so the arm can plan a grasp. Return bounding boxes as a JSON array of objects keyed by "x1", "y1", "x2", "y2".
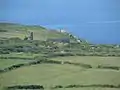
[{"x1": 0, "y1": 0, "x2": 120, "y2": 44}]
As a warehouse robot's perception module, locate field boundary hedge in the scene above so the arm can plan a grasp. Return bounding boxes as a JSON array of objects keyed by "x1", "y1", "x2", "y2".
[
  {"x1": 0, "y1": 59, "x2": 92, "y2": 73},
  {"x1": 97, "y1": 65, "x2": 120, "y2": 70},
  {"x1": 47, "y1": 52, "x2": 120, "y2": 58},
  {"x1": 0, "y1": 58, "x2": 120, "y2": 74},
  {"x1": 5, "y1": 85, "x2": 44, "y2": 90},
  {"x1": 51, "y1": 84, "x2": 120, "y2": 89},
  {"x1": 0, "y1": 56, "x2": 34, "y2": 60},
  {"x1": 5, "y1": 84, "x2": 120, "y2": 90}
]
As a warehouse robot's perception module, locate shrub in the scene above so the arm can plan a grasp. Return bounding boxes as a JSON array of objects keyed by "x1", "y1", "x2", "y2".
[
  {"x1": 97, "y1": 65, "x2": 120, "y2": 70},
  {"x1": 0, "y1": 29, "x2": 7, "y2": 32},
  {"x1": 6, "y1": 85, "x2": 44, "y2": 90},
  {"x1": 53, "y1": 85, "x2": 63, "y2": 89}
]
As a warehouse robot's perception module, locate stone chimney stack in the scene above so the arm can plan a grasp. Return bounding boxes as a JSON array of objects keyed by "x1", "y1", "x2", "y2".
[{"x1": 30, "y1": 32, "x2": 33, "y2": 40}]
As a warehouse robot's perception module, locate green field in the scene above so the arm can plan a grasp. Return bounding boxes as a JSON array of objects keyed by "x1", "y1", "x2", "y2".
[
  {"x1": 51, "y1": 56, "x2": 120, "y2": 67},
  {"x1": 0, "y1": 59, "x2": 33, "y2": 69},
  {"x1": 0, "y1": 23, "x2": 71, "y2": 40},
  {"x1": 0, "y1": 52, "x2": 44, "y2": 69},
  {"x1": 0, "y1": 56, "x2": 120, "y2": 90},
  {"x1": 0, "y1": 52, "x2": 43, "y2": 59},
  {"x1": 0, "y1": 23, "x2": 120, "y2": 90}
]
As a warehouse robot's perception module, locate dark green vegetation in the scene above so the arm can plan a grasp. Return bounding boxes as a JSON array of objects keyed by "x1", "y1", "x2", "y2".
[
  {"x1": 0, "y1": 23, "x2": 120, "y2": 90},
  {"x1": 5, "y1": 84, "x2": 120, "y2": 90},
  {"x1": 0, "y1": 37, "x2": 120, "y2": 56}
]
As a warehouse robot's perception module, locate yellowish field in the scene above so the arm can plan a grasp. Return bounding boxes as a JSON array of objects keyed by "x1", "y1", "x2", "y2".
[
  {"x1": 51, "y1": 56, "x2": 120, "y2": 67},
  {"x1": 0, "y1": 56, "x2": 120, "y2": 90},
  {"x1": 0, "y1": 59, "x2": 33, "y2": 69}
]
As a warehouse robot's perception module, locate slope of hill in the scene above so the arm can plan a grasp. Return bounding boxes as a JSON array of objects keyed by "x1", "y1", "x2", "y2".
[
  {"x1": 0, "y1": 23, "x2": 74, "y2": 41},
  {"x1": 0, "y1": 23, "x2": 120, "y2": 90}
]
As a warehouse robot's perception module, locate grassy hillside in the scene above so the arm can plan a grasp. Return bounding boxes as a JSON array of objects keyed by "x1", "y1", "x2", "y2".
[
  {"x1": 0, "y1": 22, "x2": 120, "y2": 90},
  {"x1": 0, "y1": 23, "x2": 73, "y2": 41}
]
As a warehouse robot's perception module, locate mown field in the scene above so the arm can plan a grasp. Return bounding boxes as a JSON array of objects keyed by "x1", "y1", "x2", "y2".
[{"x1": 0, "y1": 56, "x2": 120, "y2": 90}]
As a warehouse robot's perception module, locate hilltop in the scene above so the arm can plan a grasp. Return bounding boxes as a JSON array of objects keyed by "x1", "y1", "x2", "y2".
[
  {"x1": 0, "y1": 22, "x2": 87, "y2": 44},
  {"x1": 0, "y1": 22, "x2": 66, "y2": 40}
]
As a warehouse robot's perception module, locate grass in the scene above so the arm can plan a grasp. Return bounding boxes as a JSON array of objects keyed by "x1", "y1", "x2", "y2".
[
  {"x1": 0, "y1": 52, "x2": 120, "y2": 90},
  {"x1": 0, "y1": 23, "x2": 70, "y2": 40},
  {"x1": 0, "y1": 52, "x2": 44, "y2": 69},
  {"x1": 0, "y1": 22, "x2": 120, "y2": 90},
  {"x1": 51, "y1": 56, "x2": 120, "y2": 67},
  {"x1": 0, "y1": 59, "x2": 33, "y2": 69},
  {"x1": 0, "y1": 56, "x2": 120, "y2": 90},
  {"x1": 0, "y1": 52, "x2": 42, "y2": 59}
]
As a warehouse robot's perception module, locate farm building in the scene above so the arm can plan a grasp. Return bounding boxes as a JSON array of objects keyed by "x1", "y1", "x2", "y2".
[{"x1": 59, "y1": 29, "x2": 67, "y2": 33}]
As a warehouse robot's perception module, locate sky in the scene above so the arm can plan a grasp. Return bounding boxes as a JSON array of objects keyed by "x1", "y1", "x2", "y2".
[{"x1": 0, "y1": 0, "x2": 120, "y2": 44}]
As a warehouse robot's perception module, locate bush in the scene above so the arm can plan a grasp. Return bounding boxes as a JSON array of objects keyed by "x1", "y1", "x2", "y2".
[
  {"x1": 0, "y1": 29, "x2": 7, "y2": 32},
  {"x1": 97, "y1": 65, "x2": 120, "y2": 70},
  {"x1": 6, "y1": 85, "x2": 44, "y2": 90},
  {"x1": 53, "y1": 85, "x2": 63, "y2": 89}
]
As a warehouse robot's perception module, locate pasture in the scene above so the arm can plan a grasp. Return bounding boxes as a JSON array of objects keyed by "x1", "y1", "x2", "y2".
[
  {"x1": 0, "y1": 56, "x2": 120, "y2": 90},
  {"x1": 0, "y1": 52, "x2": 44, "y2": 69},
  {"x1": 0, "y1": 59, "x2": 33, "y2": 69},
  {"x1": 51, "y1": 56, "x2": 120, "y2": 67}
]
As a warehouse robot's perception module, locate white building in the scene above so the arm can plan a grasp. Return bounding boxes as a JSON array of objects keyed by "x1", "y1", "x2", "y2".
[
  {"x1": 77, "y1": 40, "x2": 81, "y2": 43},
  {"x1": 59, "y1": 29, "x2": 67, "y2": 33}
]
